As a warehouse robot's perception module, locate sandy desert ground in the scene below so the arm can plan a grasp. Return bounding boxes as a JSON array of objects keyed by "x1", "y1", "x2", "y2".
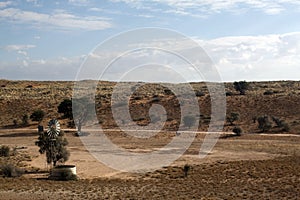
[
  {"x1": 1, "y1": 80, "x2": 300, "y2": 199},
  {"x1": 1, "y1": 128, "x2": 300, "y2": 199}
]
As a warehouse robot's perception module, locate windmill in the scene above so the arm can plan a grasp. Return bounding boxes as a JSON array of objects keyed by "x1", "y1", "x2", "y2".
[{"x1": 47, "y1": 119, "x2": 60, "y2": 167}]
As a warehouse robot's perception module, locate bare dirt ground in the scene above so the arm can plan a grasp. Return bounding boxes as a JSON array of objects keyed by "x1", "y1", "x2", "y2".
[
  {"x1": 1, "y1": 80, "x2": 300, "y2": 199},
  {"x1": 1, "y1": 128, "x2": 300, "y2": 199}
]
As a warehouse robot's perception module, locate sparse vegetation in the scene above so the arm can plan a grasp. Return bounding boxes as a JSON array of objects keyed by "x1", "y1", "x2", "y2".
[
  {"x1": 30, "y1": 109, "x2": 45, "y2": 123},
  {"x1": 257, "y1": 116, "x2": 272, "y2": 132},
  {"x1": 58, "y1": 99, "x2": 73, "y2": 119},
  {"x1": 35, "y1": 131, "x2": 69, "y2": 167},
  {"x1": 232, "y1": 126, "x2": 243, "y2": 136},
  {"x1": 0, "y1": 163, "x2": 23, "y2": 177},
  {"x1": 58, "y1": 98, "x2": 95, "y2": 135},
  {"x1": 22, "y1": 114, "x2": 29, "y2": 126},
  {"x1": 264, "y1": 90, "x2": 274, "y2": 95},
  {"x1": 183, "y1": 164, "x2": 190, "y2": 177},
  {"x1": 0, "y1": 145, "x2": 10, "y2": 157},
  {"x1": 233, "y1": 81, "x2": 249, "y2": 95},
  {"x1": 227, "y1": 112, "x2": 240, "y2": 125}
]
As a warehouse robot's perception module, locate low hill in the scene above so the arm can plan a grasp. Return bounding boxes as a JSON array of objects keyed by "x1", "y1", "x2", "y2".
[{"x1": 0, "y1": 79, "x2": 299, "y2": 134}]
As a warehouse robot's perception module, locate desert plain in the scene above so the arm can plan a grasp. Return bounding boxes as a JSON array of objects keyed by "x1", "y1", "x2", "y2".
[{"x1": 0, "y1": 80, "x2": 300, "y2": 199}]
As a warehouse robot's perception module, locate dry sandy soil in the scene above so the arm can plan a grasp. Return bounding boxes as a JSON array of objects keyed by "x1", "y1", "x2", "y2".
[
  {"x1": 0, "y1": 80, "x2": 300, "y2": 199},
  {"x1": 0, "y1": 128, "x2": 300, "y2": 199}
]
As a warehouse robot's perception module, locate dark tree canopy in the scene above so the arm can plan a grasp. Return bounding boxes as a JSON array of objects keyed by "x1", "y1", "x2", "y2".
[
  {"x1": 35, "y1": 131, "x2": 69, "y2": 166},
  {"x1": 257, "y1": 116, "x2": 272, "y2": 132},
  {"x1": 58, "y1": 99, "x2": 73, "y2": 119},
  {"x1": 30, "y1": 109, "x2": 45, "y2": 122},
  {"x1": 58, "y1": 98, "x2": 95, "y2": 135},
  {"x1": 227, "y1": 112, "x2": 240, "y2": 125},
  {"x1": 233, "y1": 81, "x2": 249, "y2": 95}
]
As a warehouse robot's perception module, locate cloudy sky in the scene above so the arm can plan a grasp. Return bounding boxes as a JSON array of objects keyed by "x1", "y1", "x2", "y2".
[{"x1": 0, "y1": 0, "x2": 300, "y2": 82}]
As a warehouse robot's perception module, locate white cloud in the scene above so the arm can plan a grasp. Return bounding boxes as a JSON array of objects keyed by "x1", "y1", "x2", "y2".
[
  {"x1": 110, "y1": 0, "x2": 300, "y2": 16},
  {"x1": 0, "y1": 1, "x2": 12, "y2": 8},
  {"x1": 68, "y1": 0, "x2": 90, "y2": 6},
  {"x1": 197, "y1": 32, "x2": 300, "y2": 81},
  {"x1": 1, "y1": 31, "x2": 300, "y2": 81},
  {"x1": 34, "y1": 35, "x2": 41, "y2": 40},
  {"x1": 0, "y1": 8, "x2": 112, "y2": 31},
  {"x1": 4, "y1": 44, "x2": 36, "y2": 51},
  {"x1": 0, "y1": 55, "x2": 84, "y2": 80}
]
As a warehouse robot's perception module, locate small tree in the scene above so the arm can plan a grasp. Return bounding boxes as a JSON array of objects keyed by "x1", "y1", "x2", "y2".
[
  {"x1": 30, "y1": 109, "x2": 45, "y2": 123},
  {"x1": 233, "y1": 81, "x2": 249, "y2": 95},
  {"x1": 272, "y1": 116, "x2": 290, "y2": 132},
  {"x1": 58, "y1": 98, "x2": 95, "y2": 136},
  {"x1": 183, "y1": 115, "x2": 196, "y2": 128},
  {"x1": 183, "y1": 164, "x2": 191, "y2": 177},
  {"x1": 0, "y1": 145, "x2": 10, "y2": 157},
  {"x1": 58, "y1": 99, "x2": 73, "y2": 119},
  {"x1": 22, "y1": 114, "x2": 29, "y2": 126},
  {"x1": 227, "y1": 112, "x2": 240, "y2": 125},
  {"x1": 257, "y1": 116, "x2": 272, "y2": 132},
  {"x1": 35, "y1": 130, "x2": 69, "y2": 167},
  {"x1": 232, "y1": 126, "x2": 243, "y2": 136}
]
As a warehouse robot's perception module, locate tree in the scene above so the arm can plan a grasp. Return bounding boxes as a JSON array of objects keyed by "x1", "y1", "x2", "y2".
[
  {"x1": 272, "y1": 116, "x2": 290, "y2": 132},
  {"x1": 232, "y1": 126, "x2": 243, "y2": 136},
  {"x1": 257, "y1": 116, "x2": 272, "y2": 132},
  {"x1": 183, "y1": 115, "x2": 196, "y2": 128},
  {"x1": 72, "y1": 97, "x2": 95, "y2": 135},
  {"x1": 35, "y1": 131, "x2": 69, "y2": 167},
  {"x1": 233, "y1": 81, "x2": 249, "y2": 95},
  {"x1": 22, "y1": 114, "x2": 29, "y2": 126},
  {"x1": 58, "y1": 99, "x2": 73, "y2": 119},
  {"x1": 183, "y1": 164, "x2": 191, "y2": 178},
  {"x1": 227, "y1": 112, "x2": 240, "y2": 125},
  {"x1": 30, "y1": 109, "x2": 45, "y2": 123},
  {"x1": 58, "y1": 98, "x2": 95, "y2": 135}
]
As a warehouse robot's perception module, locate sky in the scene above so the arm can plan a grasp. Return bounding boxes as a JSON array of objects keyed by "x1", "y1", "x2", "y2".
[{"x1": 0, "y1": 0, "x2": 300, "y2": 82}]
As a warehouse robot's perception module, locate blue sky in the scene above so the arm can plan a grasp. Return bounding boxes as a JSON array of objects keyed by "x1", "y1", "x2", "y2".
[{"x1": 0, "y1": 0, "x2": 300, "y2": 81}]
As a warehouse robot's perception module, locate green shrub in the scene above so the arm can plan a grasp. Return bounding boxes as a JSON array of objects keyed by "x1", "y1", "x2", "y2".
[
  {"x1": 263, "y1": 90, "x2": 274, "y2": 95},
  {"x1": 232, "y1": 126, "x2": 243, "y2": 136},
  {"x1": 0, "y1": 163, "x2": 24, "y2": 177},
  {"x1": 257, "y1": 116, "x2": 272, "y2": 132},
  {"x1": 183, "y1": 164, "x2": 191, "y2": 177},
  {"x1": 30, "y1": 109, "x2": 45, "y2": 122},
  {"x1": 0, "y1": 145, "x2": 10, "y2": 157},
  {"x1": 282, "y1": 123, "x2": 290, "y2": 132},
  {"x1": 195, "y1": 91, "x2": 205, "y2": 97},
  {"x1": 233, "y1": 81, "x2": 249, "y2": 95},
  {"x1": 22, "y1": 114, "x2": 29, "y2": 126},
  {"x1": 227, "y1": 112, "x2": 240, "y2": 125}
]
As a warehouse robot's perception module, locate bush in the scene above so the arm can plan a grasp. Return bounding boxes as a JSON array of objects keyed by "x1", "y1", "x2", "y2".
[
  {"x1": 264, "y1": 90, "x2": 274, "y2": 95},
  {"x1": 195, "y1": 91, "x2": 205, "y2": 97},
  {"x1": 226, "y1": 91, "x2": 233, "y2": 96},
  {"x1": 282, "y1": 123, "x2": 290, "y2": 132},
  {"x1": 272, "y1": 116, "x2": 284, "y2": 127},
  {"x1": 227, "y1": 112, "x2": 240, "y2": 125},
  {"x1": 22, "y1": 114, "x2": 29, "y2": 126},
  {"x1": 257, "y1": 116, "x2": 272, "y2": 132},
  {"x1": 233, "y1": 81, "x2": 249, "y2": 95},
  {"x1": 30, "y1": 109, "x2": 45, "y2": 122},
  {"x1": 272, "y1": 116, "x2": 290, "y2": 132},
  {"x1": 35, "y1": 130, "x2": 70, "y2": 167},
  {"x1": 0, "y1": 163, "x2": 24, "y2": 177},
  {"x1": 0, "y1": 145, "x2": 10, "y2": 157},
  {"x1": 232, "y1": 126, "x2": 243, "y2": 136},
  {"x1": 183, "y1": 164, "x2": 191, "y2": 177}
]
